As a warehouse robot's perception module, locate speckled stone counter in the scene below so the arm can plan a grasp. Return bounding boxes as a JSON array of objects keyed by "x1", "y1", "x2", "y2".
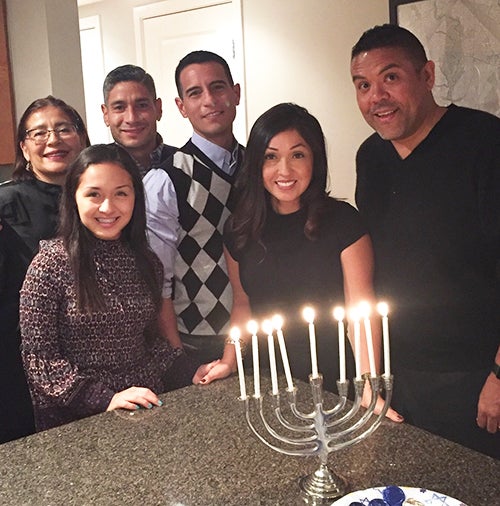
[{"x1": 0, "y1": 376, "x2": 498, "y2": 506}]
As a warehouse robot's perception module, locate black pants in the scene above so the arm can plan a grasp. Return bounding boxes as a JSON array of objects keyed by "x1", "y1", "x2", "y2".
[
  {"x1": 0, "y1": 340, "x2": 35, "y2": 443},
  {"x1": 391, "y1": 367, "x2": 499, "y2": 459},
  {"x1": 180, "y1": 333, "x2": 227, "y2": 364}
]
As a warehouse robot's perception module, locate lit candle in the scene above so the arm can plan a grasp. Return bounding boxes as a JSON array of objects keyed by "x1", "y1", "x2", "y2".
[
  {"x1": 377, "y1": 302, "x2": 391, "y2": 377},
  {"x1": 359, "y1": 301, "x2": 377, "y2": 378},
  {"x1": 247, "y1": 320, "x2": 260, "y2": 398},
  {"x1": 302, "y1": 306, "x2": 319, "y2": 378},
  {"x1": 262, "y1": 319, "x2": 279, "y2": 395},
  {"x1": 333, "y1": 306, "x2": 346, "y2": 383},
  {"x1": 349, "y1": 307, "x2": 362, "y2": 380},
  {"x1": 230, "y1": 327, "x2": 247, "y2": 400},
  {"x1": 272, "y1": 314, "x2": 294, "y2": 391}
]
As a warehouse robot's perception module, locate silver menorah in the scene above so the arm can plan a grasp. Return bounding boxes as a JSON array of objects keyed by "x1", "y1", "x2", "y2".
[
  {"x1": 232, "y1": 304, "x2": 394, "y2": 502},
  {"x1": 240, "y1": 371, "x2": 394, "y2": 503}
]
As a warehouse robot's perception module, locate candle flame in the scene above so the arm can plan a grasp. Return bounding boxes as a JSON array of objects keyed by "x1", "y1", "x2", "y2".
[
  {"x1": 261, "y1": 319, "x2": 274, "y2": 336},
  {"x1": 271, "y1": 314, "x2": 284, "y2": 330},
  {"x1": 377, "y1": 301, "x2": 389, "y2": 317},
  {"x1": 229, "y1": 326, "x2": 241, "y2": 342},
  {"x1": 333, "y1": 306, "x2": 345, "y2": 321},
  {"x1": 349, "y1": 307, "x2": 361, "y2": 321},
  {"x1": 246, "y1": 320, "x2": 259, "y2": 335},
  {"x1": 358, "y1": 301, "x2": 371, "y2": 318},
  {"x1": 302, "y1": 306, "x2": 315, "y2": 324}
]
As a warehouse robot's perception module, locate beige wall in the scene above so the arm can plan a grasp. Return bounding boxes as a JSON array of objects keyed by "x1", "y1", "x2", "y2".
[
  {"x1": 6, "y1": 0, "x2": 85, "y2": 123},
  {"x1": 78, "y1": 0, "x2": 388, "y2": 203},
  {"x1": 78, "y1": 0, "x2": 155, "y2": 71},
  {"x1": 7, "y1": 0, "x2": 388, "y2": 203},
  {"x1": 241, "y1": 0, "x2": 388, "y2": 201}
]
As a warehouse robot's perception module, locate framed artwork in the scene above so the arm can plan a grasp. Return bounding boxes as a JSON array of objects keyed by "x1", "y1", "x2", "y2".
[
  {"x1": 389, "y1": 0, "x2": 422, "y2": 24},
  {"x1": 388, "y1": 0, "x2": 500, "y2": 117},
  {"x1": 0, "y1": 0, "x2": 16, "y2": 167}
]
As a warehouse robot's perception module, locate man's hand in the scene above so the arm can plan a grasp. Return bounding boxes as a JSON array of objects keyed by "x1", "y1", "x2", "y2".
[{"x1": 477, "y1": 374, "x2": 500, "y2": 433}]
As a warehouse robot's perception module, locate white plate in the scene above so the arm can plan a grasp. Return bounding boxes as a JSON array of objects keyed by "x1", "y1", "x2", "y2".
[{"x1": 332, "y1": 486, "x2": 467, "y2": 505}]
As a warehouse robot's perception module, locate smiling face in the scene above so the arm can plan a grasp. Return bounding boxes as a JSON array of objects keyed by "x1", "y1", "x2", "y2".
[
  {"x1": 262, "y1": 129, "x2": 313, "y2": 215},
  {"x1": 75, "y1": 162, "x2": 135, "y2": 241},
  {"x1": 102, "y1": 81, "x2": 162, "y2": 160},
  {"x1": 351, "y1": 46, "x2": 436, "y2": 148},
  {"x1": 20, "y1": 105, "x2": 86, "y2": 185},
  {"x1": 175, "y1": 62, "x2": 240, "y2": 150}
]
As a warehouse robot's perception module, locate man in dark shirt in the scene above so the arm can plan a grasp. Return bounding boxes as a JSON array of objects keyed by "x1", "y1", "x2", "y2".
[
  {"x1": 350, "y1": 24, "x2": 500, "y2": 458},
  {"x1": 102, "y1": 64, "x2": 176, "y2": 177}
]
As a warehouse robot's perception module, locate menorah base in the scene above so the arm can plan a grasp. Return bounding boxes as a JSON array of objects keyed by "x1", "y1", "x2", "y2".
[{"x1": 299, "y1": 463, "x2": 348, "y2": 502}]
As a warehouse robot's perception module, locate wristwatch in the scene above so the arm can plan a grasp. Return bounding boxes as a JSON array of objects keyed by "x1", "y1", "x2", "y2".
[{"x1": 493, "y1": 362, "x2": 500, "y2": 379}]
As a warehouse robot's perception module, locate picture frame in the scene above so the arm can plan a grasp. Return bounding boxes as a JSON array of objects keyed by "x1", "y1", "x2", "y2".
[
  {"x1": 388, "y1": 0, "x2": 500, "y2": 117},
  {"x1": 389, "y1": 0, "x2": 424, "y2": 25}
]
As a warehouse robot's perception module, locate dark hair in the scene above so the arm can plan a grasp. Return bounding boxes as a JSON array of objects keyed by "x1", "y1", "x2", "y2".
[
  {"x1": 351, "y1": 24, "x2": 428, "y2": 70},
  {"x1": 226, "y1": 103, "x2": 329, "y2": 254},
  {"x1": 59, "y1": 144, "x2": 161, "y2": 312},
  {"x1": 175, "y1": 50, "x2": 234, "y2": 97},
  {"x1": 13, "y1": 96, "x2": 90, "y2": 181},
  {"x1": 103, "y1": 64, "x2": 157, "y2": 103}
]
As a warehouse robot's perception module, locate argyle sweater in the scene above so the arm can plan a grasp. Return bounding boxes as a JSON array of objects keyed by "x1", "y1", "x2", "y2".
[{"x1": 164, "y1": 140, "x2": 243, "y2": 335}]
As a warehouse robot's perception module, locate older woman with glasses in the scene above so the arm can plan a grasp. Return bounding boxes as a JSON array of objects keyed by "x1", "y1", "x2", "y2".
[{"x1": 0, "y1": 95, "x2": 89, "y2": 443}]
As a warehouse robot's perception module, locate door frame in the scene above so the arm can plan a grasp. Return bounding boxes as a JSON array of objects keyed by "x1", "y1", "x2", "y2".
[{"x1": 133, "y1": 0, "x2": 247, "y2": 139}]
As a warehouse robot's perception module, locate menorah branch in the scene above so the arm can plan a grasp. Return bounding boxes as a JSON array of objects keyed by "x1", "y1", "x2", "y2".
[{"x1": 234, "y1": 301, "x2": 394, "y2": 502}]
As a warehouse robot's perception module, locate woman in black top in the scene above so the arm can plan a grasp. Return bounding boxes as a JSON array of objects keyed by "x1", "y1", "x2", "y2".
[
  {"x1": 0, "y1": 96, "x2": 89, "y2": 442},
  {"x1": 193, "y1": 103, "x2": 401, "y2": 421}
]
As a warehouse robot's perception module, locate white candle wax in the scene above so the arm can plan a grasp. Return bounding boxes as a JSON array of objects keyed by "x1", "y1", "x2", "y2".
[
  {"x1": 262, "y1": 320, "x2": 279, "y2": 395},
  {"x1": 363, "y1": 317, "x2": 377, "y2": 378},
  {"x1": 350, "y1": 308, "x2": 362, "y2": 380},
  {"x1": 333, "y1": 307, "x2": 346, "y2": 383},
  {"x1": 272, "y1": 315, "x2": 294, "y2": 391},
  {"x1": 247, "y1": 320, "x2": 260, "y2": 398},
  {"x1": 377, "y1": 302, "x2": 391, "y2": 377},
  {"x1": 303, "y1": 307, "x2": 319, "y2": 379},
  {"x1": 359, "y1": 302, "x2": 377, "y2": 378},
  {"x1": 230, "y1": 327, "x2": 247, "y2": 400}
]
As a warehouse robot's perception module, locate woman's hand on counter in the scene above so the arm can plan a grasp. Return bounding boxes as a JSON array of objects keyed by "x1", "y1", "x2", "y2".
[
  {"x1": 106, "y1": 386, "x2": 162, "y2": 411},
  {"x1": 362, "y1": 387, "x2": 404, "y2": 423},
  {"x1": 192, "y1": 359, "x2": 234, "y2": 385}
]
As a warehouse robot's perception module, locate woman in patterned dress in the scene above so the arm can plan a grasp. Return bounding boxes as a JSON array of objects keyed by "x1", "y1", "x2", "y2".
[{"x1": 20, "y1": 144, "x2": 195, "y2": 431}]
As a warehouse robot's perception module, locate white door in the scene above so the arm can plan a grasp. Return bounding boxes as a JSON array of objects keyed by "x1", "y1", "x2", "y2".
[
  {"x1": 79, "y1": 15, "x2": 112, "y2": 144},
  {"x1": 134, "y1": 0, "x2": 246, "y2": 149}
]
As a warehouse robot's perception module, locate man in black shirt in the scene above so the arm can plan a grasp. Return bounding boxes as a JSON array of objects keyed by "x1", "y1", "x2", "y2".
[{"x1": 350, "y1": 24, "x2": 500, "y2": 458}]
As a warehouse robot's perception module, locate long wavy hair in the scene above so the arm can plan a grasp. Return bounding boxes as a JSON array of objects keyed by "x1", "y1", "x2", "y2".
[
  {"x1": 226, "y1": 103, "x2": 330, "y2": 253},
  {"x1": 59, "y1": 144, "x2": 161, "y2": 312}
]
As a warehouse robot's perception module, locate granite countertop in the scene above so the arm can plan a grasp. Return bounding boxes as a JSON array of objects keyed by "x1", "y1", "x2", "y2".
[{"x1": 0, "y1": 376, "x2": 498, "y2": 506}]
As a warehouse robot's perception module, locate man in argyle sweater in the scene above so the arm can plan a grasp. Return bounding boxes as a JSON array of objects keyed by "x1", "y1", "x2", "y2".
[{"x1": 144, "y1": 51, "x2": 243, "y2": 381}]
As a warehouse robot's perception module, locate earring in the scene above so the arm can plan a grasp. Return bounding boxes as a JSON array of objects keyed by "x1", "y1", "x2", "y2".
[{"x1": 26, "y1": 161, "x2": 32, "y2": 172}]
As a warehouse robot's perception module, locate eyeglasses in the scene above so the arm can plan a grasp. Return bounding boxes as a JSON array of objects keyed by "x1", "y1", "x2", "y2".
[{"x1": 25, "y1": 123, "x2": 79, "y2": 145}]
